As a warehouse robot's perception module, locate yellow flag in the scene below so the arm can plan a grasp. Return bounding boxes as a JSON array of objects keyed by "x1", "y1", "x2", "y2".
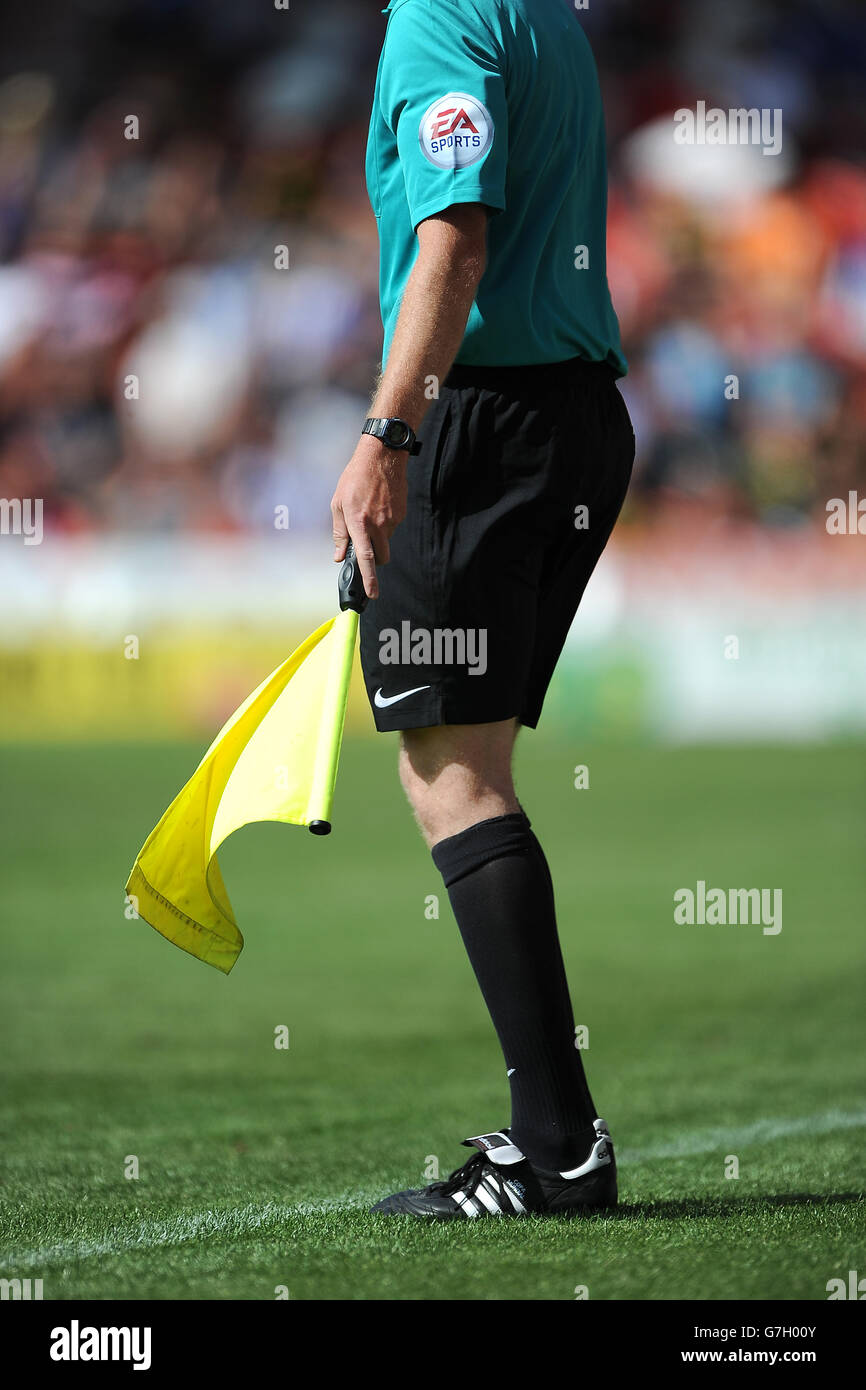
[{"x1": 125, "y1": 607, "x2": 358, "y2": 975}]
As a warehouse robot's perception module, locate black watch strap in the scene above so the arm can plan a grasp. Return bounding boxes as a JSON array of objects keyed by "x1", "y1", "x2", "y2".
[{"x1": 362, "y1": 417, "x2": 422, "y2": 455}]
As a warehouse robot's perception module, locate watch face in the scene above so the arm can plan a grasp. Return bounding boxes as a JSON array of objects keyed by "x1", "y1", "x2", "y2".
[{"x1": 384, "y1": 419, "x2": 411, "y2": 449}]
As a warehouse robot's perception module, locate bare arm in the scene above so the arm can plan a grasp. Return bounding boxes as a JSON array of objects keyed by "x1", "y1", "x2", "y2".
[{"x1": 330, "y1": 202, "x2": 488, "y2": 598}]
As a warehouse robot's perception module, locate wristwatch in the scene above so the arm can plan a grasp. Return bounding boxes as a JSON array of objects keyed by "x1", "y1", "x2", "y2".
[{"x1": 362, "y1": 417, "x2": 422, "y2": 455}]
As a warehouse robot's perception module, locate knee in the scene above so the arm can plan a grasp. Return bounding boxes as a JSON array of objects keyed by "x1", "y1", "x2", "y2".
[{"x1": 398, "y1": 724, "x2": 519, "y2": 849}]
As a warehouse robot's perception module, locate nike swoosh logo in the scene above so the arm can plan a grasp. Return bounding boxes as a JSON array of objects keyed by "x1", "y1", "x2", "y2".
[{"x1": 374, "y1": 684, "x2": 431, "y2": 708}]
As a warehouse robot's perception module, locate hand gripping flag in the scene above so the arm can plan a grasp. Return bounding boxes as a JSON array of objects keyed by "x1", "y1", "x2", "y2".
[{"x1": 125, "y1": 545, "x2": 368, "y2": 974}]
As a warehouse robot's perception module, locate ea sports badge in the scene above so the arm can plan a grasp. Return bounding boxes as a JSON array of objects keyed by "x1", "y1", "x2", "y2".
[{"x1": 419, "y1": 92, "x2": 494, "y2": 169}]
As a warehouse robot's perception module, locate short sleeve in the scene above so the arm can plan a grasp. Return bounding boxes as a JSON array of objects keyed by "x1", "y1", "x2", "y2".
[{"x1": 379, "y1": 2, "x2": 508, "y2": 230}]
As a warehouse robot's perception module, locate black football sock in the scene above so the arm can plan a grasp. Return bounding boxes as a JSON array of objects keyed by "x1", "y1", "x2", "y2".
[{"x1": 432, "y1": 810, "x2": 598, "y2": 1171}]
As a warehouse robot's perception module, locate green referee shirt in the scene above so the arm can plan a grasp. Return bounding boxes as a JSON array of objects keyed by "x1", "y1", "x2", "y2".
[{"x1": 366, "y1": 0, "x2": 627, "y2": 373}]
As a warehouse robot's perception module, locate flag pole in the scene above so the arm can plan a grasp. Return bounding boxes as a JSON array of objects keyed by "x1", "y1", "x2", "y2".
[{"x1": 307, "y1": 542, "x2": 368, "y2": 835}]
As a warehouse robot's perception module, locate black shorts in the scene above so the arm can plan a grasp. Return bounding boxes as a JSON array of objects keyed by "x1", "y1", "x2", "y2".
[{"x1": 359, "y1": 355, "x2": 635, "y2": 732}]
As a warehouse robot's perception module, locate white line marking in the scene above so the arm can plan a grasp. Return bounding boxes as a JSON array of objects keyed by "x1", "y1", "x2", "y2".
[
  {"x1": 0, "y1": 1195, "x2": 371, "y2": 1269},
  {"x1": 619, "y1": 1108, "x2": 866, "y2": 1163},
  {"x1": 3, "y1": 1110, "x2": 863, "y2": 1266}
]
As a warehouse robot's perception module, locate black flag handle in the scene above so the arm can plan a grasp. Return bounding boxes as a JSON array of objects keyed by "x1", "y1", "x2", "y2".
[
  {"x1": 338, "y1": 540, "x2": 369, "y2": 613},
  {"x1": 308, "y1": 541, "x2": 368, "y2": 837}
]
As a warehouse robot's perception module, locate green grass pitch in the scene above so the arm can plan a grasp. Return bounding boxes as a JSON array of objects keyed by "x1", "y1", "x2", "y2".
[{"x1": 0, "y1": 737, "x2": 864, "y2": 1300}]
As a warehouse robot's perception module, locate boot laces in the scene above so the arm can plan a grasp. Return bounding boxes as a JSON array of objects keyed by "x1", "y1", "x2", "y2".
[{"x1": 429, "y1": 1150, "x2": 493, "y2": 1198}]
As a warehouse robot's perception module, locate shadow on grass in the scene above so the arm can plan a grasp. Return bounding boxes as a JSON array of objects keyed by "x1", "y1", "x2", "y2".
[{"x1": 609, "y1": 1192, "x2": 864, "y2": 1221}]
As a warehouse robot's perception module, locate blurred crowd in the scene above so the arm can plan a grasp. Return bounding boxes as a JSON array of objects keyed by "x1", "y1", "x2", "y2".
[{"x1": 0, "y1": 0, "x2": 864, "y2": 540}]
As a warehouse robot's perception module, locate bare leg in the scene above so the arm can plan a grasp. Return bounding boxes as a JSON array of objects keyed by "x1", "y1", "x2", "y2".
[{"x1": 398, "y1": 718, "x2": 519, "y2": 847}]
